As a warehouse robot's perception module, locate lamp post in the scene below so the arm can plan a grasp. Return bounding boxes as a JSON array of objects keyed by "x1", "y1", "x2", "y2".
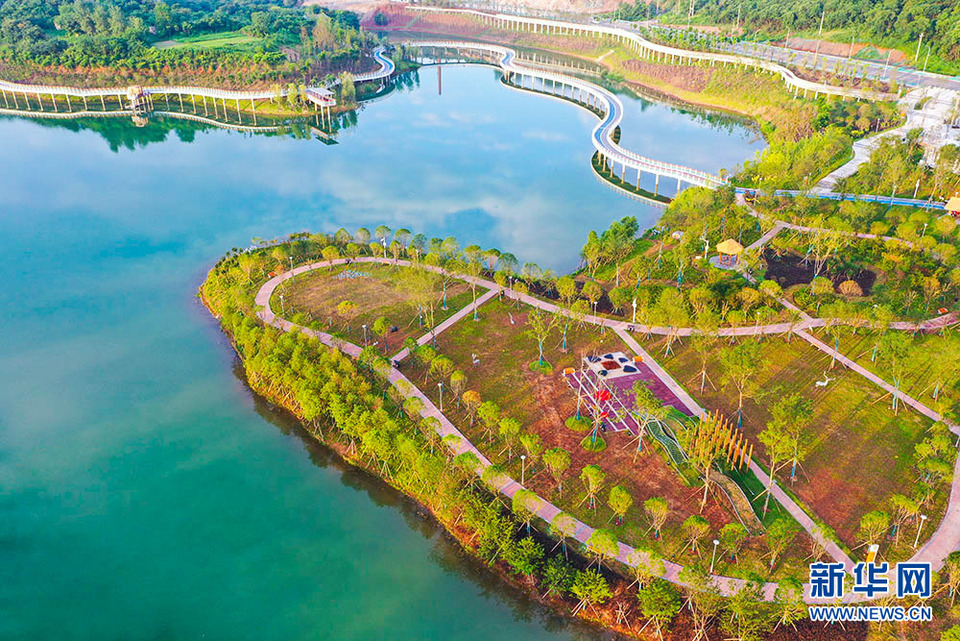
[
  {"x1": 914, "y1": 514, "x2": 928, "y2": 548},
  {"x1": 710, "y1": 539, "x2": 720, "y2": 573},
  {"x1": 438, "y1": 382, "x2": 444, "y2": 412},
  {"x1": 362, "y1": 324, "x2": 368, "y2": 346},
  {"x1": 279, "y1": 293, "x2": 285, "y2": 315},
  {"x1": 289, "y1": 255, "x2": 294, "y2": 279},
  {"x1": 521, "y1": 454, "x2": 527, "y2": 485},
  {"x1": 632, "y1": 298, "x2": 637, "y2": 324}
]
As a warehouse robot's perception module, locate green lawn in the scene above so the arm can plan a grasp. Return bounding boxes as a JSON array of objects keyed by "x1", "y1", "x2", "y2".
[
  {"x1": 155, "y1": 31, "x2": 260, "y2": 51},
  {"x1": 649, "y1": 332, "x2": 945, "y2": 558},
  {"x1": 278, "y1": 263, "x2": 476, "y2": 351}
]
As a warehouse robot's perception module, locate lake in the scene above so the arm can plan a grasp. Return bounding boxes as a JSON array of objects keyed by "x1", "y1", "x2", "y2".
[{"x1": 0, "y1": 64, "x2": 762, "y2": 639}]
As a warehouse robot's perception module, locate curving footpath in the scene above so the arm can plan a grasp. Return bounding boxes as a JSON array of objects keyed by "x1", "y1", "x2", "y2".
[
  {"x1": 410, "y1": 6, "x2": 896, "y2": 102},
  {"x1": 253, "y1": 255, "x2": 960, "y2": 602},
  {"x1": 0, "y1": 45, "x2": 396, "y2": 118}
]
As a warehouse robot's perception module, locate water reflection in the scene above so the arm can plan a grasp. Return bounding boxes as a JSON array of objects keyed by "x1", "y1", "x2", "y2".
[{"x1": 236, "y1": 352, "x2": 606, "y2": 640}]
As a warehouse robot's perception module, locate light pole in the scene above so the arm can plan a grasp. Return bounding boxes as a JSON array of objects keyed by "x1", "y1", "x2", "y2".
[
  {"x1": 521, "y1": 454, "x2": 527, "y2": 485},
  {"x1": 632, "y1": 298, "x2": 637, "y2": 324},
  {"x1": 914, "y1": 514, "x2": 928, "y2": 548},
  {"x1": 710, "y1": 539, "x2": 720, "y2": 573},
  {"x1": 279, "y1": 293, "x2": 285, "y2": 315},
  {"x1": 438, "y1": 382, "x2": 444, "y2": 412},
  {"x1": 362, "y1": 324, "x2": 368, "y2": 346}
]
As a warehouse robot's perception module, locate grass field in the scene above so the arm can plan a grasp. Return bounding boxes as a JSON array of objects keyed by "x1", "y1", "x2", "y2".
[
  {"x1": 278, "y1": 263, "x2": 475, "y2": 351},
  {"x1": 648, "y1": 332, "x2": 946, "y2": 557},
  {"x1": 154, "y1": 31, "x2": 261, "y2": 51},
  {"x1": 403, "y1": 297, "x2": 813, "y2": 578}
]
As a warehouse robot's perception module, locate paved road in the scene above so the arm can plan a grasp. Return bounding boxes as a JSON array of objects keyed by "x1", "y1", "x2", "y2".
[{"x1": 619, "y1": 21, "x2": 960, "y2": 93}]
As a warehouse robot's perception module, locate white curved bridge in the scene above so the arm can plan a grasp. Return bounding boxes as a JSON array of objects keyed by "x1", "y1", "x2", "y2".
[
  {"x1": 408, "y1": 40, "x2": 724, "y2": 192},
  {"x1": 0, "y1": 46, "x2": 397, "y2": 125},
  {"x1": 412, "y1": 6, "x2": 897, "y2": 102}
]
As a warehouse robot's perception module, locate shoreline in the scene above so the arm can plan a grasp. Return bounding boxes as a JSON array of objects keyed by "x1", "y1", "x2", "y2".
[{"x1": 196, "y1": 283, "x2": 643, "y2": 637}]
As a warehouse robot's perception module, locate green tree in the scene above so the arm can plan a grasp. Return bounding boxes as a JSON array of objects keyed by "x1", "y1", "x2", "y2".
[
  {"x1": 644, "y1": 496, "x2": 669, "y2": 539},
  {"x1": 580, "y1": 464, "x2": 606, "y2": 510},
  {"x1": 543, "y1": 447, "x2": 571, "y2": 495},
  {"x1": 637, "y1": 579, "x2": 681, "y2": 640},
  {"x1": 608, "y1": 485, "x2": 634, "y2": 525}
]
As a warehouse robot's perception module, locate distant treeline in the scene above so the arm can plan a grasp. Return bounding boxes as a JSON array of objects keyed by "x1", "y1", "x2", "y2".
[
  {"x1": 609, "y1": 0, "x2": 960, "y2": 62},
  {"x1": 0, "y1": 0, "x2": 374, "y2": 83}
]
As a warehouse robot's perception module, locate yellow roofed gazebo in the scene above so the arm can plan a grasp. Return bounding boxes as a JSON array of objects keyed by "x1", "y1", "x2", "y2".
[
  {"x1": 716, "y1": 238, "x2": 744, "y2": 267},
  {"x1": 947, "y1": 197, "x2": 960, "y2": 218}
]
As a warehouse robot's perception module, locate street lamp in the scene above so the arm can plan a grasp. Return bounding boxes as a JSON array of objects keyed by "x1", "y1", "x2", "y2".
[
  {"x1": 710, "y1": 539, "x2": 720, "y2": 573},
  {"x1": 279, "y1": 293, "x2": 285, "y2": 315},
  {"x1": 438, "y1": 381, "x2": 444, "y2": 412},
  {"x1": 914, "y1": 514, "x2": 928, "y2": 548},
  {"x1": 521, "y1": 454, "x2": 527, "y2": 485},
  {"x1": 632, "y1": 298, "x2": 637, "y2": 324},
  {"x1": 362, "y1": 324, "x2": 368, "y2": 346}
]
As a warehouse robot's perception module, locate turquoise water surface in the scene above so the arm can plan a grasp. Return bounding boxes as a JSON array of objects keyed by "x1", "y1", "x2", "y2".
[{"x1": 0, "y1": 65, "x2": 762, "y2": 639}]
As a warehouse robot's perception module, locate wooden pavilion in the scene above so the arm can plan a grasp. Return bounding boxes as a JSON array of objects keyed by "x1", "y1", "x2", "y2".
[{"x1": 715, "y1": 238, "x2": 744, "y2": 267}]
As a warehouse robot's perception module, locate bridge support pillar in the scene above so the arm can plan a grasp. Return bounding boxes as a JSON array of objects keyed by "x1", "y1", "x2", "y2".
[
  {"x1": 637, "y1": 169, "x2": 642, "y2": 188},
  {"x1": 100, "y1": 95, "x2": 105, "y2": 109},
  {"x1": 37, "y1": 93, "x2": 43, "y2": 111},
  {"x1": 12, "y1": 91, "x2": 18, "y2": 109},
  {"x1": 655, "y1": 174, "x2": 660, "y2": 195},
  {"x1": 677, "y1": 177, "x2": 682, "y2": 192}
]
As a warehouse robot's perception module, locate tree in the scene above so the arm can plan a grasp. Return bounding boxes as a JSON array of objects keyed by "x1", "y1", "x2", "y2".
[
  {"x1": 857, "y1": 510, "x2": 890, "y2": 549},
  {"x1": 682, "y1": 514, "x2": 709, "y2": 556},
  {"x1": 339, "y1": 71, "x2": 356, "y2": 104},
  {"x1": 336, "y1": 300, "x2": 358, "y2": 331},
  {"x1": 498, "y1": 417, "x2": 522, "y2": 459},
  {"x1": 557, "y1": 275, "x2": 578, "y2": 306},
  {"x1": 512, "y1": 489, "x2": 539, "y2": 535},
  {"x1": 719, "y1": 340, "x2": 761, "y2": 425},
  {"x1": 542, "y1": 555, "x2": 575, "y2": 597},
  {"x1": 723, "y1": 580, "x2": 774, "y2": 641},
  {"x1": 462, "y1": 390, "x2": 481, "y2": 425},
  {"x1": 570, "y1": 569, "x2": 612, "y2": 616},
  {"x1": 719, "y1": 522, "x2": 749, "y2": 561},
  {"x1": 644, "y1": 496, "x2": 669, "y2": 539},
  {"x1": 526, "y1": 308, "x2": 559, "y2": 367},
  {"x1": 506, "y1": 536, "x2": 543, "y2": 577},
  {"x1": 678, "y1": 564, "x2": 723, "y2": 640},
  {"x1": 477, "y1": 400, "x2": 500, "y2": 443},
  {"x1": 372, "y1": 315, "x2": 390, "y2": 353},
  {"x1": 765, "y1": 518, "x2": 799, "y2": 570},
  {"x1": 519, "y1": 433, "x2": 542, "y2": 469},
  {"x1": 879, "y1": 331, "x2": 913, "y2": 413},
  {"x1": 581, "y1": 280, "x2": 604, "y2": 312},
  {"x1": 608, "y1": 485, "x2": 633, "y2": 525},
  {"x1": 637, "y1": 579, "x2": 681, "y2": 640},
  {"x1": 625, "y1": 546, "x2": 665, "y2": 590},
  {"x1": 586, "y1": 528, "x2": 619, "y2": 570},
  {"x1": 580, "y1": 464, "x2": 605, "y2": 510},
  {"x1": 543, "y1": 447, "x2": 571, "y2": 495},
  {"x1": 774, "y1": 579, "x2": 806, "y2": 631}
]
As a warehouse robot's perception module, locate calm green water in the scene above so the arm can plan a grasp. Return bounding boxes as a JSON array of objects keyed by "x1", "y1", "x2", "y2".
[{"x1": 0, "y1": 65, "x2": 762, "y2": 639}]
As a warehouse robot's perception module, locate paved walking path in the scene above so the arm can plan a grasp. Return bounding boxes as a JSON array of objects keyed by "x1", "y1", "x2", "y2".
[
  {"x1": 391, "y1": 288, "x2": 498, "y2": 362},
  {"x1": 252, "y1": 255, "x2": 959, "y2": 602}
]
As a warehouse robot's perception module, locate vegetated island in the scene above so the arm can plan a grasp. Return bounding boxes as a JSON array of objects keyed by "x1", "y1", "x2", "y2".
[{"x1": 201, "y1": 183, "x2": 960, "y2": 638}]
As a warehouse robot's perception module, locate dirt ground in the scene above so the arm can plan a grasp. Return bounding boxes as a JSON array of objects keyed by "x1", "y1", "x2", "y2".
[{"x1": 407, "y1": 298, "x2": 741, "y2": 565}]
